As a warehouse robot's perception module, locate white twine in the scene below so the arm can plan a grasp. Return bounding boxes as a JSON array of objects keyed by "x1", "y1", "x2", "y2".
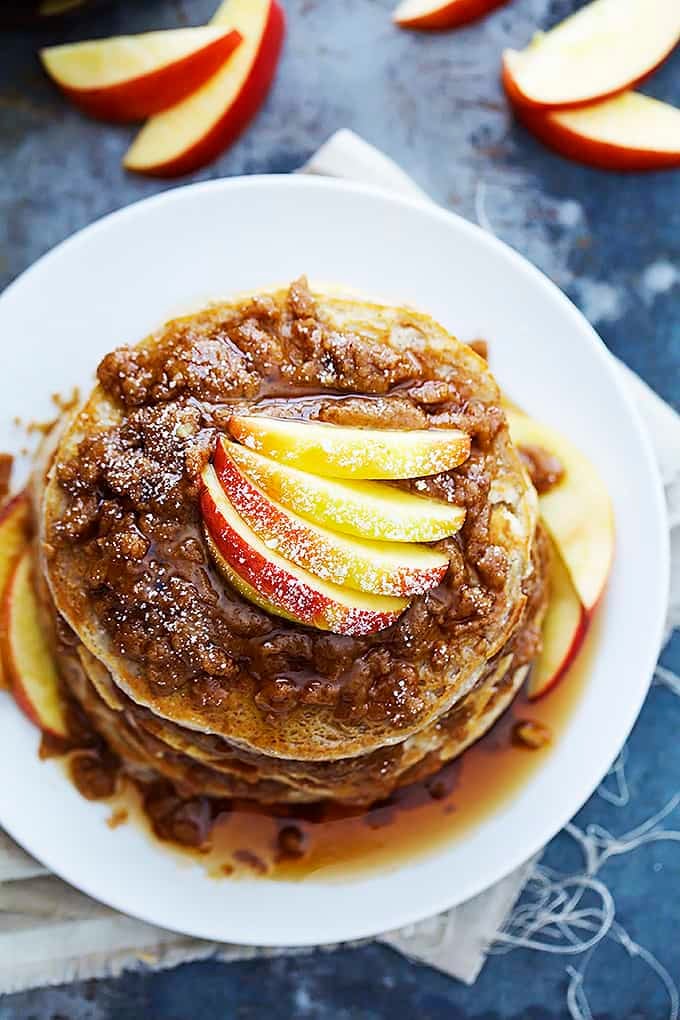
[
  {"x1": 595, "y1": 746, "x2": 630, "y2": 808},
  {"x1": 492, "y1": 791, "x2": 680, "y2": 1019}
]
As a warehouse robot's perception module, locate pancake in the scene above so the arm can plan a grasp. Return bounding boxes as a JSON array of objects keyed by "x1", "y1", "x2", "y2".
[
  {"x1": 41, "y1": 280, "x2": 538, "y2": 761},
  {"x1": 52, "y1": 602, "x2": 543, "y2": 805},
  {"x1": 38, "y1": 508, "x2": 550, "y2": 804}
]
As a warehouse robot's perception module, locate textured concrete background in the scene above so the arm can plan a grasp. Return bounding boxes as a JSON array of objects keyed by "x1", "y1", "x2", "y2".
[{"x1": 1, "y1": 0, "x2": 679, "y2": 1016}]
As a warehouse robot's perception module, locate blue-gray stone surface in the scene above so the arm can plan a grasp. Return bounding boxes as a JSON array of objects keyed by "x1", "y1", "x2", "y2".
[{"x1": 1, "y1": 1, "x2": 679, "y2": 1017}]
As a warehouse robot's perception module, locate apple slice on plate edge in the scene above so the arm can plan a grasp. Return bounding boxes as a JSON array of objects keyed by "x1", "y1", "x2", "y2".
[
  {"x1": 528, "y1": 539, "x2": 587, "y2": 700},
  {"x1": 0, "y1": 489, "x2": 70, "y2": 735},
  {"x1": 392, "y1": 0, "x2": 508, "y2": 31},
  {"x1": 123, "y1": 0, "x2": 286, "y2": 177},
  {"x1": 506, "y1": 407, "x2": 614, "y2": 700},
  {"x1": 40, "y1": 25, "x2": 243, "y2": 122},
  {"x1": 0, "y1": 493, "x2": 31, "y2": 689},
  {"x1": 506, "y1": 408, "x2": 614, "y2": 613},
  {"x1": 0, "y1": 548, "x2": 68, "y2": 738}
]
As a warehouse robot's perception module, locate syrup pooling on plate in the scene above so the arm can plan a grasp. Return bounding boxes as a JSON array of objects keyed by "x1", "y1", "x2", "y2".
[{"x1": 41, "y1": 614, "x2": 599, "y2": 881}]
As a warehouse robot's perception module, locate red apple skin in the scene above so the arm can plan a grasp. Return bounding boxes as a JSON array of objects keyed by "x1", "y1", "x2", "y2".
[
  {"x1": 527, "y1": 608, "x2": 588, "y2": 701},
  {"x1": 51, "y1": 30, "x2": 243, "y2": 123},
  {"x1": 396, "y1": 0, "x2": 509, "y2": 31},
  {"x1": 508, "y1": 96, "x2": 680, "y2": 171},
  {"x1": 526, "y1": 536, "x2": 592, "y2": 702},
  {"x1": 131, "y1": 0, "x2": 285, "y2": 178},
  {"x1": 501, "y1": 51, "x2": 673, "y2": 114},
  {"x1": 200, "y1": 480, "x2": 403, "y2": 636}
]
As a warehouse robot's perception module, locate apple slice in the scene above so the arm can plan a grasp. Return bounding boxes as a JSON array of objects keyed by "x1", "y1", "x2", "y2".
[
  {"x1": 201, "y1": 465, "x2": 408, "y2": 635},
  {"x1": 203, "y1": 530, "x2": 299, "y2": 624},
  {"x1": 528, "y1": 539, "x2": 587, "y2": 700},
  {"x1": 228, "y1": 416, "x2": 470, "y2": 480},
  {"x1": 0, "y1": 493, "x2": 31, "y2": 690},
  {"x1": 40, "y1": 26, "x2": 243, "y2": 122},
  {"x1": 124, "y1": 0, "x2": 285, "y2": 177},
  {"x1": 502, "y1": 0, "x2": 680, "y2": 111},
  {"x1": 514, "y1": 91, "x2": 680, "y2": 171},
  {"x1": 213, "y1": 438, "x2": 449, "y2": 596},
  {"x1": 393, "y1": 0, "x2": 507, "y2": 31},
  {"x1": 0, "y1": 549, "x2": 68, "y2": 737},
  {"x1": 506, "y1": 409, "x2": 614, "y2": 611},
  {"x1": 228, "y1": 442, "x2": 466, "y2": 542}
]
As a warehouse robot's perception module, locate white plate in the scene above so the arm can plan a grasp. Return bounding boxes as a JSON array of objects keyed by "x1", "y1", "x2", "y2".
[{"x1": 0, "y1": 176, "x2": 668, "y2": 946}]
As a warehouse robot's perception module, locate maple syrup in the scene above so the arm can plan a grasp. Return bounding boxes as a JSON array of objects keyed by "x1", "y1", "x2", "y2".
[{"x1": 101, "y1": 610, "x2": 601, "y2": 882}]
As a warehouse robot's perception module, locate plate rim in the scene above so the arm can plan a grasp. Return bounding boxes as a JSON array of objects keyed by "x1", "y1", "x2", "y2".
[{"x1": 0, "y1": 174, "x2": 670, "y2": 946}]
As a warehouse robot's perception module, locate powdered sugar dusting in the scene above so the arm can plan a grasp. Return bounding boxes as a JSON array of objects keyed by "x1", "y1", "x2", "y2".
[
  {"x1": 228, "y1": 442, "x2": 466, "y2": 543},
  {"x1": 213, "y1": 440, "x2": 448, "y2": 597},
  {"x1": 201, "y1": 466, "x2": 407, "y2": 636},
  {"x1": 229, "y1": 415, "x2": 471, "y2": 480}
]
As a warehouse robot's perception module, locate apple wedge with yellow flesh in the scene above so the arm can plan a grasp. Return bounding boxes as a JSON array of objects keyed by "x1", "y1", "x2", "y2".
[
  {"x1": 0, "y1": 493, "x2": 31, "y2": 690},
  {"x1": 124, "y1": 0, "x2": 285, "y2": 177},
  {"x1": 506, "y1": 409, "x2": 614, "y2": 612},
  {"x1": 228, "y1": 442, "x2": 466, "y2": 542},
  {"x1": 503, "y1": 0, "x2": 680, "y2": 111},
  {"x1": 213, "y1": 438, "x2": 449, "y2": 597},
  {"x1": 0, "y1": 549, "x2": 68, "y2": 738},
  {"x1": 528, "y1": 539, "x2": 587, "y2": 700},
  {"x1": 40, "y1": 26, "x2": 242, "y2": 122},
  {"x1": 201, "y1": 465, "x2": 408, "y2": 635},
  {"x1": 393, "y1": 0, "x2": 508, "y2": 31},
  {"x1": 228, "y1": 416, "x2": 470, "y2": 480},
  {"x1": 514, "y1": 92, "x2": 680, "y2": 172}
]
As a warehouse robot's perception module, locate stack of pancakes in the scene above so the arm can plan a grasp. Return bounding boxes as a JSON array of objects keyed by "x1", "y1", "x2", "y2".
[{"x1": 35, "y1": 283, "x2": 548, "y2": 805}]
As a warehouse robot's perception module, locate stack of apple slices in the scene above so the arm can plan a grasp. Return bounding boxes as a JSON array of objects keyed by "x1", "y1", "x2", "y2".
[
  {"x1": 40, "y1": 0, "x2": 285, "y2": 176},
  {"x1": 503, "y1": 0, "x2": 680, "y2": 170},
  {"x1": 200, "y1": 410, "x2": 614, "y2": 692},
  {"x1": 200, "y1": 417, "x2": 472, "y2": 637}
]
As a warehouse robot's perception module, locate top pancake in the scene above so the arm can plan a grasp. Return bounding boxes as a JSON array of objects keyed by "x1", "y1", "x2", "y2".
[{"x1": 41, "y1": 281, "x2": 538, "y2": 761}]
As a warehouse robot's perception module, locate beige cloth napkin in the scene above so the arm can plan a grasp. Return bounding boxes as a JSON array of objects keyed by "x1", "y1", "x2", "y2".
[{"x1": 1, "y1": 131, "x2": 678, "y2": 996}]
